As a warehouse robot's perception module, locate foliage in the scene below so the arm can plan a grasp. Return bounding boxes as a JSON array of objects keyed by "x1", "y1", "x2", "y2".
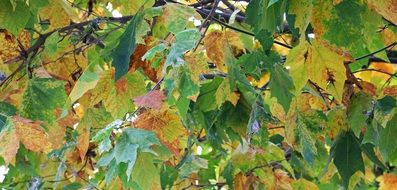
[{"x1": 1, "y1": 0, "x2": 397, "y2": 189}]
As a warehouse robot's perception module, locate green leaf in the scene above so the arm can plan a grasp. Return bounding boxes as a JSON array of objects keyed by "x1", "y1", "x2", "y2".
[
  {"x1": 61, "y1": 182, "x2": 82, "y2": 190},
  {"x1": 21, "y1": 78, "x2": 67, "y2": 124},
  {"x1": 142, "y1": 43, "x2": 167, "y2": 61},
  {"x1": 269, "y1": 63, "x2": 294, "y2": 112},
  {"x1": 379, "y1": 112, "x2": 397, "y2": 164},
  {"x1": 347, "y1": 92, "x2": 373, "y2": 136},
  {"x1": 0, "y1": 0, "x2": 30, "y2": 35},
  {"x1": 112, "y1": 12, "x2": 144, "y2": 80},
  {"x1": 361, "y1": 143, "x2": 387, "y2": 171},
  {"x1": 297, "y1": 115, "x2": 317, "y2": 165},
  {"x1": 0, "y1": 102, "x2": 17, "y2": 131},
  {"x1": 160, "y1": 164, "x2": 178, "y2": 190},
  {"x1": 197, "y1": 77, "x2": 223, "y2": 112},
  {"x1": 246, "y1": 0, "x2": 287, "y2": 33},
  {"x1": 161, "y1": 3, "x2": 196, "y2": 34},
  {"x1": 320, "y1": 0, "x2": 388, "y2": 69},
  {"x1": 332, "y1": 132, "x2": 365, "y2": 187},
  {"x1": 164, "y1": 29, "x2": 201, "y2": 71}
]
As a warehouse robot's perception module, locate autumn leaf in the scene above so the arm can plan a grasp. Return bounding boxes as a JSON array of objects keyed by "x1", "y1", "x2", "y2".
[
  {"x1": 12, "y1": 116, "x2": 52, "y2": 152},
  {"x1": 133, "y1": 90, "x2": 166, "y2": 110},
  {"x1": 0, "y1": 127, "x2": 19, "y2": 165},
  {"x1": 204, "y1": 30, "x2": 245, "y2": 72},
  {"x1": 377, "y1": 173, "x2": 397, "y2": 190},
  {"x1": 134, "y1": 107, "x2": 187, "y2": 156}
]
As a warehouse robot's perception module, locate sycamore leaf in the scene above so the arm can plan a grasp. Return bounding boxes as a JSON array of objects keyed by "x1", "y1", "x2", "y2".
[
  {"x1": 133, "y1": 90, "x2": 166, "y2": 110},
  {"x1": 12, "y1": 116, "x2": 52, "y2": 152}
]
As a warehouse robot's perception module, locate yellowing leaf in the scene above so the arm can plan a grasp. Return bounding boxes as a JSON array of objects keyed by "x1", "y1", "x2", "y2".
[
  {"x1": 204, "y1": 30, "x2": 245, "y2": 72},
  {"x1": 0, "y1": 30, "x2": 30, "y2": 64},
  {"x1": 39, "y1": 0, "x2": 73, "y2": 30},
  {"x1": 0, "y1": 128, "x2": 19, "y2": 165},
  {"x1": 377, "y1": 173, "x2": 397, "y2": 190},
  {"x1": 12, "y1": 116, "x2": 52, "y2": 152},
  {"x1": 367, "y1": 0, "x2": 397, "y2": 26},
  {"x1": 285, "y1": 40, "x2": 347, "y2": 101},
  {"x1": 133, "y1": 90, "x2": 166, "y2": 110}
]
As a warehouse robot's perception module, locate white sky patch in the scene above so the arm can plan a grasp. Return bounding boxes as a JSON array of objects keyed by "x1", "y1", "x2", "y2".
[
  {"x1": 0, "y1": 166, "x2": 9, "y2": 183},
  {"x1": 196, "y1": 146, "x2": 203, "y2": 155},
  {"x1": 106, "y1": 2, "x2": 122, "y2": 18},
  {"x1": 308, "y1": 33, "x2": 315, "y2": 39},
  {"x1": 188, "y1": 16, "x2": 202, "y2": 27}
]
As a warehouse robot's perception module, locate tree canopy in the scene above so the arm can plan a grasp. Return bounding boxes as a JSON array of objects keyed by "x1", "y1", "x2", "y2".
[{"x1": 1, "y1": 0, "x2": 397, "y2": 189}]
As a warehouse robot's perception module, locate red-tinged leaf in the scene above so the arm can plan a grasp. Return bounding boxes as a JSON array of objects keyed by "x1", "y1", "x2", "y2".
[
  {"x1": 133, "y1": 90, "x2": 166, "y2": 110},
  {"x1": 12, "y1": 116, "x2": 52, "y2": 153}
]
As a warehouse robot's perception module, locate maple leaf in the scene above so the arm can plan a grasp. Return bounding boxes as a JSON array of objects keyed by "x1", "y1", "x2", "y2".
[
  {"x1": 12, "y1": 116, "x2": 52, "y2": 153},
  {"x1": 285, "y1": 40, "x2": 347, "y2": 101},
  {"x1": 133, "y1": 90, "x2": 166, "y2": 110}
]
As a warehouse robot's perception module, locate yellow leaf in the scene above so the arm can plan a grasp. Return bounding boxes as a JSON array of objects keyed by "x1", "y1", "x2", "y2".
[
  {"x1": 291, "y1": 178, "x2": 319, "y2": 190},
  {"x1": 12, "y1": 116, "x2": 52, "y2": 153}
]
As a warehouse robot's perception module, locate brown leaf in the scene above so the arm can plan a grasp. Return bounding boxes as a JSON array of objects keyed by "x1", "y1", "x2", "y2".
[
  {"x1": 384, "y1": 85, "x2": 397, "y2": 98},
  {"x1": 0, "y1": 129, "x2": 20, "y2": 165},
  {"x1": 129, "y1": 36, "x2": 162, "y2": 82},
  {"x1": 76, "y1": 124, "x2": 90, "y2": 161},
  {"x1": 360, "y1": 81, "x2": 377, "y2": 97},
  {"x1": 133, "y1": 90, "x2": 166, "y2": 110},
  {"x1": 12, "y1": 116, "x2": 52, "y2": 152}
]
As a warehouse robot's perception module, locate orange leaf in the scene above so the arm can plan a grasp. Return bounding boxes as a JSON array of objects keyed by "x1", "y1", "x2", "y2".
[
  {"x1": 133, "y1": 90, "x2": 166, "y2": 110},
  {"x1": 12, "y1": 116, "x2": 52, "y2": 153},
  {"x1": 377, "y1": 173, "x2": 397, "y2": 190}
]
